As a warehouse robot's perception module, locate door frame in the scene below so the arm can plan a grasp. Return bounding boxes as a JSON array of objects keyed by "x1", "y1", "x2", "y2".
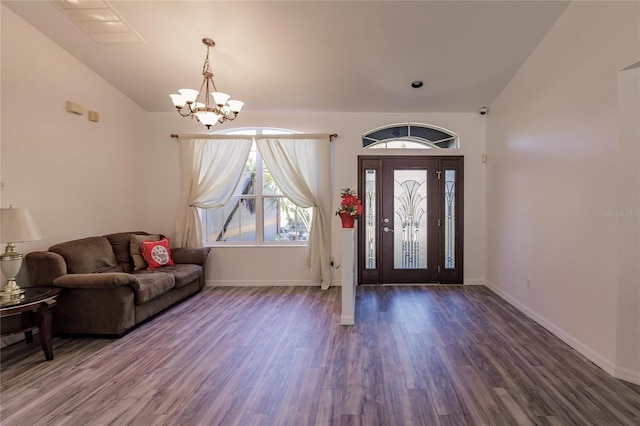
[{"x1": 357, "y1": 155, "x2": 464, "y2": 285}]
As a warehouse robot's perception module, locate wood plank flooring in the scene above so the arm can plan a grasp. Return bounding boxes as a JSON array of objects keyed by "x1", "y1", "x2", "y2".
[{"x1": 1, "y1": 285, "x2": 639, "y2": 425}]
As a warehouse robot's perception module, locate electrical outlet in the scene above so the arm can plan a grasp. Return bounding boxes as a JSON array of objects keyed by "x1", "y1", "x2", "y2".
[{"x1": 526, "y1": 277, "x2": 532, "y2": 288}]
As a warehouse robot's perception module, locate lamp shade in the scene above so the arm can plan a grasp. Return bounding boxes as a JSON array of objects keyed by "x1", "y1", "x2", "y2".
[
  {"x1": 226, "y1": 100, "x2": 244, "y2": 113},
  {"x1": 211, "y1": 92, "x2": 230, "y2": 107},
  {"x1": 0, "y1": 207, "x2": 42, "y2": 243},
  {"x1": 169, "y1": 94, "x2": 186, "y2": 108},
  {"x1": 178, "y1": 89, "x2": 199, "y2": 104},
  {"x1": 195, "y1": 111, "x2": 220, "y2": 127}
]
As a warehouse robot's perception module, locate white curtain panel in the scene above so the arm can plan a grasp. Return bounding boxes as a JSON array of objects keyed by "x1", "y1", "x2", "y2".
[
  {"x1": 256, "y1": 134, "x2": 332, "y2": 289},
  {"x1": 175, "y1": 135, "x2": 253, "y2": 247}
]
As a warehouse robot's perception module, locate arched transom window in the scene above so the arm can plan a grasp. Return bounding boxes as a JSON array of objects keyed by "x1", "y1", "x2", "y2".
[{"x1": 363, "y1": 123, "x2": 459, "y2": 149}]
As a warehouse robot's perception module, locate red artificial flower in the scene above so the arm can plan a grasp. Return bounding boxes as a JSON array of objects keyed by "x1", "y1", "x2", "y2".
[{"x1": 336, "y1": 188, "x2": 363, "y2": 217}]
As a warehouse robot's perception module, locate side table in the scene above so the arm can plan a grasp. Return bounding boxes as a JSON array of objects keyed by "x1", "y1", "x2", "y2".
[{"x1": 0, "y1": 286, "x2": 61, "y2": 361}]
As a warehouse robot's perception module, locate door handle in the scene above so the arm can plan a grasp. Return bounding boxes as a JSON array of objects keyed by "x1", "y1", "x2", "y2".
[{"x1": 383, "y1": 226, "x2": 394, "y2": 233}]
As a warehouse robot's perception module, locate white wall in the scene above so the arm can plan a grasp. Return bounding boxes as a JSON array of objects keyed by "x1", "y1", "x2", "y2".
[
  {"x1": 616, "y1": 65, "x2": 640, "y2": 380},
  {"x1": 143, "y1": 111, "x2": 487, "y2": 286},
  {"x1": 486, "y1": 1, "x2": 640, "y2": 383},
  {"x1": 1, "y1": 5, "x2": 147, "y2": 271}
]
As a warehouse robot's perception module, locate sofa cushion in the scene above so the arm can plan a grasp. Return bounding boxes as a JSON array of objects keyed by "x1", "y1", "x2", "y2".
[
  {"x1": 104, "y1": 231, "x2": 148, "y2": 273},
  {"x1": 135, "y1": 264, "x2": 202, "y2": 288},
  {"x1": 130, "y1": 234, "x2": 160, "y2": 271},
  {"x1": 49, "y1": 236, "x2": 117, "y2": 274},
  {"x1": 130, "y1": 272, "x2": 175, "y2": 305}
]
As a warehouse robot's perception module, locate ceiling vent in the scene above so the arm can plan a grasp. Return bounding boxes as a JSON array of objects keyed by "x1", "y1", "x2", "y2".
[{"x1": 52, "y1": 0, "x2": 145, "y2": 44}]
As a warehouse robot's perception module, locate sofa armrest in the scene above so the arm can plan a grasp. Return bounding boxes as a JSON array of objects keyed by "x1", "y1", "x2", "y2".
[
  {"x1": 172, "y1": 247, "x2": 210, "y2": 266},
  {"x1": 25, "y1": 251, "x2": 67, "y2": 286},
  {"x1": 54, "y1": 273, "x2": 138, "y2": 289}
]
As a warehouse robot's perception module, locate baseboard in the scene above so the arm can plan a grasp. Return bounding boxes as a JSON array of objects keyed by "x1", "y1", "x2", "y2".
[
  {"x1": 206, "y1": 280, "x2": 341, "y2": 287},
  {"x1": 484, "y1": 280, "x2": 639, "y2": 385},
  {"x1": 614, "y1": 365, "x2": 640, "y2": 385},
  {"x1": 463, "y1": 279, "x2": 486, "y2": 286},
  {"x1": 340, "y1": 314, "x2": 355, "y2": 325}
]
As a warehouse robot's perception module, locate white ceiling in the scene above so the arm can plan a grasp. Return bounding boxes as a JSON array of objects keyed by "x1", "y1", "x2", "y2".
[{"x1": 3, "y1": 0, "x2": 571, "y2": 114}]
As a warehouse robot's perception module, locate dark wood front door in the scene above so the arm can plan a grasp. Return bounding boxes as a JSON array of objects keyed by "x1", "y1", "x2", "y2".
[{"x1": 358, "y1": 156, "x2": 463, "y2": 284}]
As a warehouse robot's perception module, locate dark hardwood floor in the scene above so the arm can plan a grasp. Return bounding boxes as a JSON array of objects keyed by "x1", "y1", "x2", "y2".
[{"x1": 1, "y1": 285, "x2": 639, "y2": 425}]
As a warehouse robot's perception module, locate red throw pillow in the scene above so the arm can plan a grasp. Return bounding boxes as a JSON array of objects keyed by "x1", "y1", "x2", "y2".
[{"x1": 140, "y1": 238, "x2": 175, "y2": 270}]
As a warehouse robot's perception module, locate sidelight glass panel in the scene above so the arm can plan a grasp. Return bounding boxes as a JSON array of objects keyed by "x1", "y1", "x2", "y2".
[
  {"x1": 393, "y1": 170, "x2": 427, "y2": 269},
  {"x1": 365, "y1": 169, "x2": 376, "y2": 269},
  {"x1": 444, "y1": 170, "x2": 456, "y2": 268}
]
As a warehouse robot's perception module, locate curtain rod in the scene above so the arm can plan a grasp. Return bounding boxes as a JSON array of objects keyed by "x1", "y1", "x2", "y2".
[{"x1": 170, "y1": 133, "x2": 337, "y2": 141}]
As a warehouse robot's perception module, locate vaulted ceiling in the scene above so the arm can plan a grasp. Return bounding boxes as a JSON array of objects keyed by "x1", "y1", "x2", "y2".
[{"x1": 3, "y1": 0, "x2": 571, "y2": 114}]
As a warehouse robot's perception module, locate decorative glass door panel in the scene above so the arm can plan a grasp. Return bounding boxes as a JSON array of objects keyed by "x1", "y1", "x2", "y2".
[
  {"x1": 381, "y1": 158, "x2": 439, "y2": 283},
  {"x1": 393, "y1": 170, "x2": 427, "y2": 269}
]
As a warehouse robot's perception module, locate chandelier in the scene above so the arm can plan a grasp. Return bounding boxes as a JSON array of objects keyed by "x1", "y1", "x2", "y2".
[{"x1": 169, "y1": 38, "x2": 243, "y2": 129}]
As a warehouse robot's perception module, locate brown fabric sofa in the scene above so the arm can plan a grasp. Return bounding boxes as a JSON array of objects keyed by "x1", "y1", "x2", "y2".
[{"x1": 25, "y1": 231, "x2": 210, "y2": 337}]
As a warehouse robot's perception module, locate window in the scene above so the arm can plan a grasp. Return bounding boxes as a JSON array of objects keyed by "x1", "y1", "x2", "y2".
[
  {"x1": 363, "y1": 123, "x2": 459, "y2": 149},
  {"x1": 203, "y1": 128, "x2": 312, "y2": 245}
]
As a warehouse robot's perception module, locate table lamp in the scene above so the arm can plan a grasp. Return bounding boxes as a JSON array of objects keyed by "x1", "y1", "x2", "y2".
[{"x1": 0, "y1": 206, "x2": 42, "y2": 299}]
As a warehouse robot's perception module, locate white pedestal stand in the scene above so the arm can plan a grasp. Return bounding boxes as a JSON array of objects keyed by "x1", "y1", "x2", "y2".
[{"x1": 340, "y1": 229, "x2": 357, "y2": 325}]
